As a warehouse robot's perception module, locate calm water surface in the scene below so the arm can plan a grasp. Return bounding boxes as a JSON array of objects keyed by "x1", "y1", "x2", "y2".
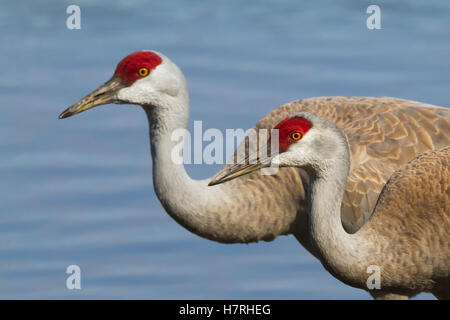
[{"x1": 1, "y1": 0, "x2": 449, "y2": 299}]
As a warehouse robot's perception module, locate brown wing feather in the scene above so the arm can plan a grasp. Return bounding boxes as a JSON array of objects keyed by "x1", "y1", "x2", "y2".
[
  {"x1": 362, "y1": 147, "x2": 450, "y2": 297},
  {"x1": 217, "y1": 97, "x2": 450, "y2": 240}
]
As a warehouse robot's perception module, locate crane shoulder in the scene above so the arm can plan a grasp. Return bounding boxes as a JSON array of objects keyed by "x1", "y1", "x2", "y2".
[{"x1": 364, "y1": 147, "x2": 450, "y2": 288}]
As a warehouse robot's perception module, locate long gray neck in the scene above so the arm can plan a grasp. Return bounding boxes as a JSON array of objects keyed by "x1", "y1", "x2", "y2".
[
  {"x1": 307, "y1": 138, "x2": 374, "y2": 285},
  {"x1": 143, "y1": 94, "x2": 235, "y2": 242}
]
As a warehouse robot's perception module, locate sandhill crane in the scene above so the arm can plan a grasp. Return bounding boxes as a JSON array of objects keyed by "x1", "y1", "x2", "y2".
[
  {"x1": 210, "y1": 112, "x2": 450, "y2": 299},
  {"x1": 59, "y1": 51, "x2": 450, "y2": 297}
]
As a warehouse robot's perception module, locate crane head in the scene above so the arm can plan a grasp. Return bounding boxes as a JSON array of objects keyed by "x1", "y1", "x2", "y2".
[
  {"x1": 59, "y1": 51, "x2": 186, "y2": 119},
  {"x1": 209, "y1": 112, "x2": 349, "y2": 185}
]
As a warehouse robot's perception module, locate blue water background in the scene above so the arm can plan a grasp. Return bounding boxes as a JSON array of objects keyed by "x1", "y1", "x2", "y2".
[{"x1": 0, "y1": 0, "x2": 449, "y2": 299}]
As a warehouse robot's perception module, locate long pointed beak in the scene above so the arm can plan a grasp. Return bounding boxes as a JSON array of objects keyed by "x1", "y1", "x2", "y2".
[
  {"x1": 208, "y1": 141, "x2": 276, "y2": 186},
  {"x1": 59, "y1": 77, "x2": 124, "y2": 119}
]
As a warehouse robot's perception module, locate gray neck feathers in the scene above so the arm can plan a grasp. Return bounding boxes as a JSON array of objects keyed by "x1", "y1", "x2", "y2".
[
  {"x1": 306, "y1": 124, "x2": 373, "y2": 285},
  {"x1": 143, "y1": 100, "x2": 233, "y2": 242}
]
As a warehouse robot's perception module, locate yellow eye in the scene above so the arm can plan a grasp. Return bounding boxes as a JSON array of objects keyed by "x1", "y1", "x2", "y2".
[
  {"x1": 137, "y1": 67, "x2": 150, "y2": 77},
  {"x1": 290, "y1": 131, "x2": 302, "y2": 141}
]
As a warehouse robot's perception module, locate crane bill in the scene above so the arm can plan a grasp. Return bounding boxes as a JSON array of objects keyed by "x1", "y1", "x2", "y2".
[
  {"x1": 58, "y1": 77, "x2": 124, "y2": 119},
  {"x1": 208, "y1": 162, "x2": 265, "y2": 186},
  {"x1": 208, "y1": 143, "x2": 275, "y2": 186}
]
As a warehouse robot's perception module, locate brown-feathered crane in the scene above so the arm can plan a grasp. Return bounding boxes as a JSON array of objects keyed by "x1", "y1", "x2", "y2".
[
  {"x1": 59, "y1": 51, "x2": 450, "y2": 299},
  {"x1": 211, "y1": 112, "x2": 449, "y2": 299}
]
